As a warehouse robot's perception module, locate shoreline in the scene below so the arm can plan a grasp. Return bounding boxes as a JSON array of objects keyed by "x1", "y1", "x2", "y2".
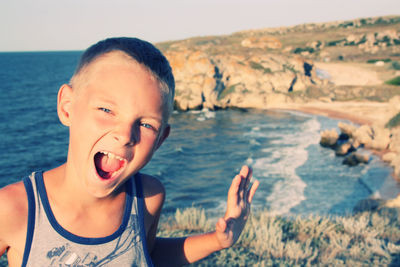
[
  {"x1": 272, "y1": 101, "x2": 400, "y2": 185},
  {"x1": 273, "y1": 101, "x2": 396, "y2": 126}
]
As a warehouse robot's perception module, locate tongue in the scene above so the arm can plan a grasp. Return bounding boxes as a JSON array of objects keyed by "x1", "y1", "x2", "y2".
[{"x1": 95, "y1": 153, "x2": 122, "y2": 177}]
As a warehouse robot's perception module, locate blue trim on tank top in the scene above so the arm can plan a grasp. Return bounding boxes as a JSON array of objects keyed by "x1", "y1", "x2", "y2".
[
  {"x1": 21, "y1": 176, "x2": 36, "y2": 267},
  {"x1": 34, "y1": 171, "x2": 134, "y2": 245},
  {"x1": 135, "y1": 173, "x2": 154, "y2": 266}
]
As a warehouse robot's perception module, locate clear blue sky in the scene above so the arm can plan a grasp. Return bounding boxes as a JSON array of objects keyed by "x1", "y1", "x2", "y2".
[{"x1": 1, "y1": 0, "x2": 399, "y2": 52}]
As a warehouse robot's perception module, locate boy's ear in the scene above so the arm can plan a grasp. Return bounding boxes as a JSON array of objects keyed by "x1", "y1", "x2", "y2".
[
  {"x1": 156, "y1": 124, "x2": 170, "y2": 150},
  {"x1": 57, "y1": 84, "x2": 73, "y2": 126}
]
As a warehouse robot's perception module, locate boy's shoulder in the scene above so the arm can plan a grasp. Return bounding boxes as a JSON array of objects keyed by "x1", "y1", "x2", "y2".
[
  {"x1": 0, "y1": 181, "x2": 28, "y2": 225},
  {"x1": 138, "y1": 173, "x2": 165, "y2": 216},
  {"x1": 0, "y1": 181, "x2": 28, "y2": 251},
  {"x1": 139, "y1": 173, "x2": 165, "y2": 197}
]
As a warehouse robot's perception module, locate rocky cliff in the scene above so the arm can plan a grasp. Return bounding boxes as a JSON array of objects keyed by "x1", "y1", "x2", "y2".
[
  {"x1": 157, "y1": 16, "x2": 400, "y2": 112},
  {"x1": 165, "y1": 47, "x2": 320, "y2": 111}
]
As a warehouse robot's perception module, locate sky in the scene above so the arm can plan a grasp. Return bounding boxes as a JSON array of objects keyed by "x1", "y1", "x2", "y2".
[{"x1": 1, "y1": 0, "x2": 399, "y2": 52}]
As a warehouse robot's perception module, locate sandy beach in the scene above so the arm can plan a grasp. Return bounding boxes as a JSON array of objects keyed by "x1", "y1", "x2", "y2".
[{"x1": 280, "y1": 100, "x2": 397, "y2": 126}]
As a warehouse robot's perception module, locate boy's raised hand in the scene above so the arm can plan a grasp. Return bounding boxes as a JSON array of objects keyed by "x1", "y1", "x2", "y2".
[
  {"x1": 151, "y1": 166, "x2": 259, "y2": 265},
  {"x1": 215, "y1": 165, "x2": 259, "y2": 248}
]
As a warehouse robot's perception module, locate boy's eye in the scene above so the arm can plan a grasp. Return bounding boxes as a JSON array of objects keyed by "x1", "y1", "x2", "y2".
[
  {"x1": 98, "y1": 107, "x2": 112, "y2": 114},
  {"x1": 140, "y1": 122, "x2": 158, "y2": 131},
  {"x1": 141, "y1": 123, "x2": 153, "y2": 129}
]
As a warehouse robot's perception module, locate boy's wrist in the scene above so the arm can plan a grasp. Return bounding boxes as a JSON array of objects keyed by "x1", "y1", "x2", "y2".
[{"x1": 210, "y1": 231, "x2": 226, "y2": 251}]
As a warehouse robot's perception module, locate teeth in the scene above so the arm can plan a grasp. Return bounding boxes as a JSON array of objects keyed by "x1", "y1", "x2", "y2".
[{"x1": 100, "y1": 151, "x2": 125, "y2": 161}]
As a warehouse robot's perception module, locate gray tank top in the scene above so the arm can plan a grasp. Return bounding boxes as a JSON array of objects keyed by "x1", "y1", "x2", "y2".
[{"x1": 21, "y1": 171, "x2": 153, "y2": 267}]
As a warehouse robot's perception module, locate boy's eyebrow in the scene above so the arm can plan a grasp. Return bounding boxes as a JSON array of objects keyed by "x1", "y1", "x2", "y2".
[
  {"x1": 91, "y1": 96, "x2": 164, "y2": 121},
  {"x1": 91, "y1": 95, "x2": 117, "y2": 106}
]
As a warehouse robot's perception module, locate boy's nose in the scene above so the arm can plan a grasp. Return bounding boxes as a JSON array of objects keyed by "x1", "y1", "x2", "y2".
[{"x1": 113, "y1": 124, "x2": 138, "y2": 146}]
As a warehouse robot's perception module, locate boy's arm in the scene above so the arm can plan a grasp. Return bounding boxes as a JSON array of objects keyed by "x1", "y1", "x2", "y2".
[
  {"x1": 0, "y1": 182, "x2": 28, "y2": 261},
  {"x1": 140, "y1": 174, "x2": 166, "y2": 253},
  {"x1": 150, "y1": 165, "x2": 259, "y2": 266}
]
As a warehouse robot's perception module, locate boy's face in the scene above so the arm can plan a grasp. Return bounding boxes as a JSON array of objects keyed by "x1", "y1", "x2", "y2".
[{"x1": 58, "y1": 51, "x2": 169, "y2": 198}]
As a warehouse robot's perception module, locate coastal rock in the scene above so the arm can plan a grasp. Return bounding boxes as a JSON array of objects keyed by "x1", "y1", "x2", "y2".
[
  {"x1": 338, "y1": 122, "x2": 357, "y2": 137},
  {"x1": 343, "y1": 152, "x2": 370, "y2": 166},
  {"x1": 336, "y1": 123, "x2": 391, "y2": 151},
  {"x1": 369, "y1": 125, "x2": 391, "y2": 150},
  {"x1": 320, "y1": 129, "x2": 339, "y2": 148},
  {"x1": 353, "y1": 125, "x2": 373, "y2": 146},
  {"x1": 351, "y1": 138, "x2": 362, "y2": 149},
  {"x1": 383, "y1": 152, "x2": 397, "y2": 163},
  {"x1": 389, "y1": 128, "x2": 400, "y2": 153},
  {"x1": 335, "y1": 143, "x2": 355, "y2": 156}
]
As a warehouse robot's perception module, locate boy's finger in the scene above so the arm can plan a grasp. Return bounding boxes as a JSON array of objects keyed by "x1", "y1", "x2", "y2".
[
  {"x1": 228, "y1": 174, "x2": 241, "y2": 198},
  {"x1": 247, "y1": 180, "x2": 260, "y2": 203},
  {"x1": 244, "y1": 166, "x2": 252, "y2": 189},
  {"x1": 239, "y1": 165, "x2": 251, "y2": 180},
  {"x1": 238, "y1": 176, "x2": 246, "y2": 200},
  {"x1": 229, "y1": 166, "x2": 252, "y2": 200},
  {"x1": 240, "y1": 165, "x2": 252, "y2": 193}
]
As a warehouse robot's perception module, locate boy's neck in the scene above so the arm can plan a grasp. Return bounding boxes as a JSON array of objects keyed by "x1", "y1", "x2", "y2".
[
  {"x1": 42, "y1": 164, "x2": 129, "y2": 237},
  {"x1": 44, "y1": 164, "x2": 127, "y2": 209}
]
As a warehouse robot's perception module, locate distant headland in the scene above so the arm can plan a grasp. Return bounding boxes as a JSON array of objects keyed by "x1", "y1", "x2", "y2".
[{"x1": 156, "y1": 15, "x2": 400, "y2": 206}]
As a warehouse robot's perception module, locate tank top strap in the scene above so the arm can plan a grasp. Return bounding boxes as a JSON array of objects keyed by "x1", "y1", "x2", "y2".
[
  {"x1": 22, "y1": 171, "x2": 153, "y2": 267},
  {"x1": 133, "y1": 172, "x2": 154, "y2": 265},
  {"x1": 22, "y1": 174, "x2": 36, "y2": 267}
]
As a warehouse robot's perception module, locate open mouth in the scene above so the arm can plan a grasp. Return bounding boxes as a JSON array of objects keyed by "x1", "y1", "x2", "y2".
[{"x1": 94, "y1": 151, "x2": 126, "y2": 179}]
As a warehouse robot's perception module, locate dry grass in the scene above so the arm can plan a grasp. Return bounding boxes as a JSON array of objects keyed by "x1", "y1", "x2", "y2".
[{"x1": 157, "y1": 206, "x2": 400, "y2": 266}]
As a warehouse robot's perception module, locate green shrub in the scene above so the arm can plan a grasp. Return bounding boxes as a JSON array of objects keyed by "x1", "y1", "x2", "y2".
[
  {"x1": 367, "y1": 58, "x2": 392, "y2": 64},
  {"x1": 293, "y1": 47, "x2": 315, "y2": 54},
  {"x1": 339, "y1": 21, "x2": 354, "y2": 28},
  {"x1": 249, "y1": 61, "x2": 271, "y2": 74},
  {"x1": 344, "y1": 41, "x2": 356, "y2": 46},
  {"x1": 385, "y1": 76, "x2": 400, "y2": 86},
  {"x1": 386, "y1": 112, "x2": 400, "y2": 128},
  {"x1": 360, "y1": 19, "x2": 368, "y2": 25},
  {"x1": 392, "y1": 61, "x2": 400, "y2": 70},
  {"x1": 218, "y1": 83, "x2": 238, "y2": 100},
  {"x1": 249, "y1": 61, "x2": 264, "y2": 70},
  {"x1": 327, "y1": 39, "x2": 345, "y2": 46}
]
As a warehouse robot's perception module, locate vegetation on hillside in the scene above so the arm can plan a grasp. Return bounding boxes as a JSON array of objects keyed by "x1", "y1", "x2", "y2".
[
  {"x1": 386, "y1": 111, "x2": 400, "y2": 129},
  {"x1": 157, "y1": 15, "x2": 400, "y2": 65},
  {"x1": 385, "y1": 76, "x2": 400, "y2": 86},
  {"x1": 156, "y1": 206, "x2": 400, "y2": 266}
]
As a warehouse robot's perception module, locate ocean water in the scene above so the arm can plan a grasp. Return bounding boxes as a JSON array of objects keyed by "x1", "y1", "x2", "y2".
[{"x1": 0, "y1": 52, "x2": 398, "y2": 219}]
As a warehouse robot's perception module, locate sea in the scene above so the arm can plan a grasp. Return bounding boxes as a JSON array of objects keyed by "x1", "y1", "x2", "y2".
[{"x1": 1, "y1": 51, "x2": 399, "y2": 220}]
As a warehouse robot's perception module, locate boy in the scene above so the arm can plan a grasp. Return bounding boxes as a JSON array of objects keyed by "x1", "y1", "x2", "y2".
[{"x1": 0, "y1": 37, "x2": 259, "y2": 266}]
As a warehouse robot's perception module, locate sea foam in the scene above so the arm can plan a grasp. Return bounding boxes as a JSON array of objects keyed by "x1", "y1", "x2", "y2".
[{"x1": 253, "y1": 116, "x2": 321, "y2": 215}]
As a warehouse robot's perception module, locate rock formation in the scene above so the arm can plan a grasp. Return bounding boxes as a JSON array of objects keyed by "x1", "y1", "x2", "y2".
[
  {"x1": 165, "y1": 49, "x2": 320, "y2": 111},
  {"x1": 320, "y1": 121, "x2": 400, "y2": 175},
  {"x1": 320, "y1": 125, "x2": 370, "y2": 166}
]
